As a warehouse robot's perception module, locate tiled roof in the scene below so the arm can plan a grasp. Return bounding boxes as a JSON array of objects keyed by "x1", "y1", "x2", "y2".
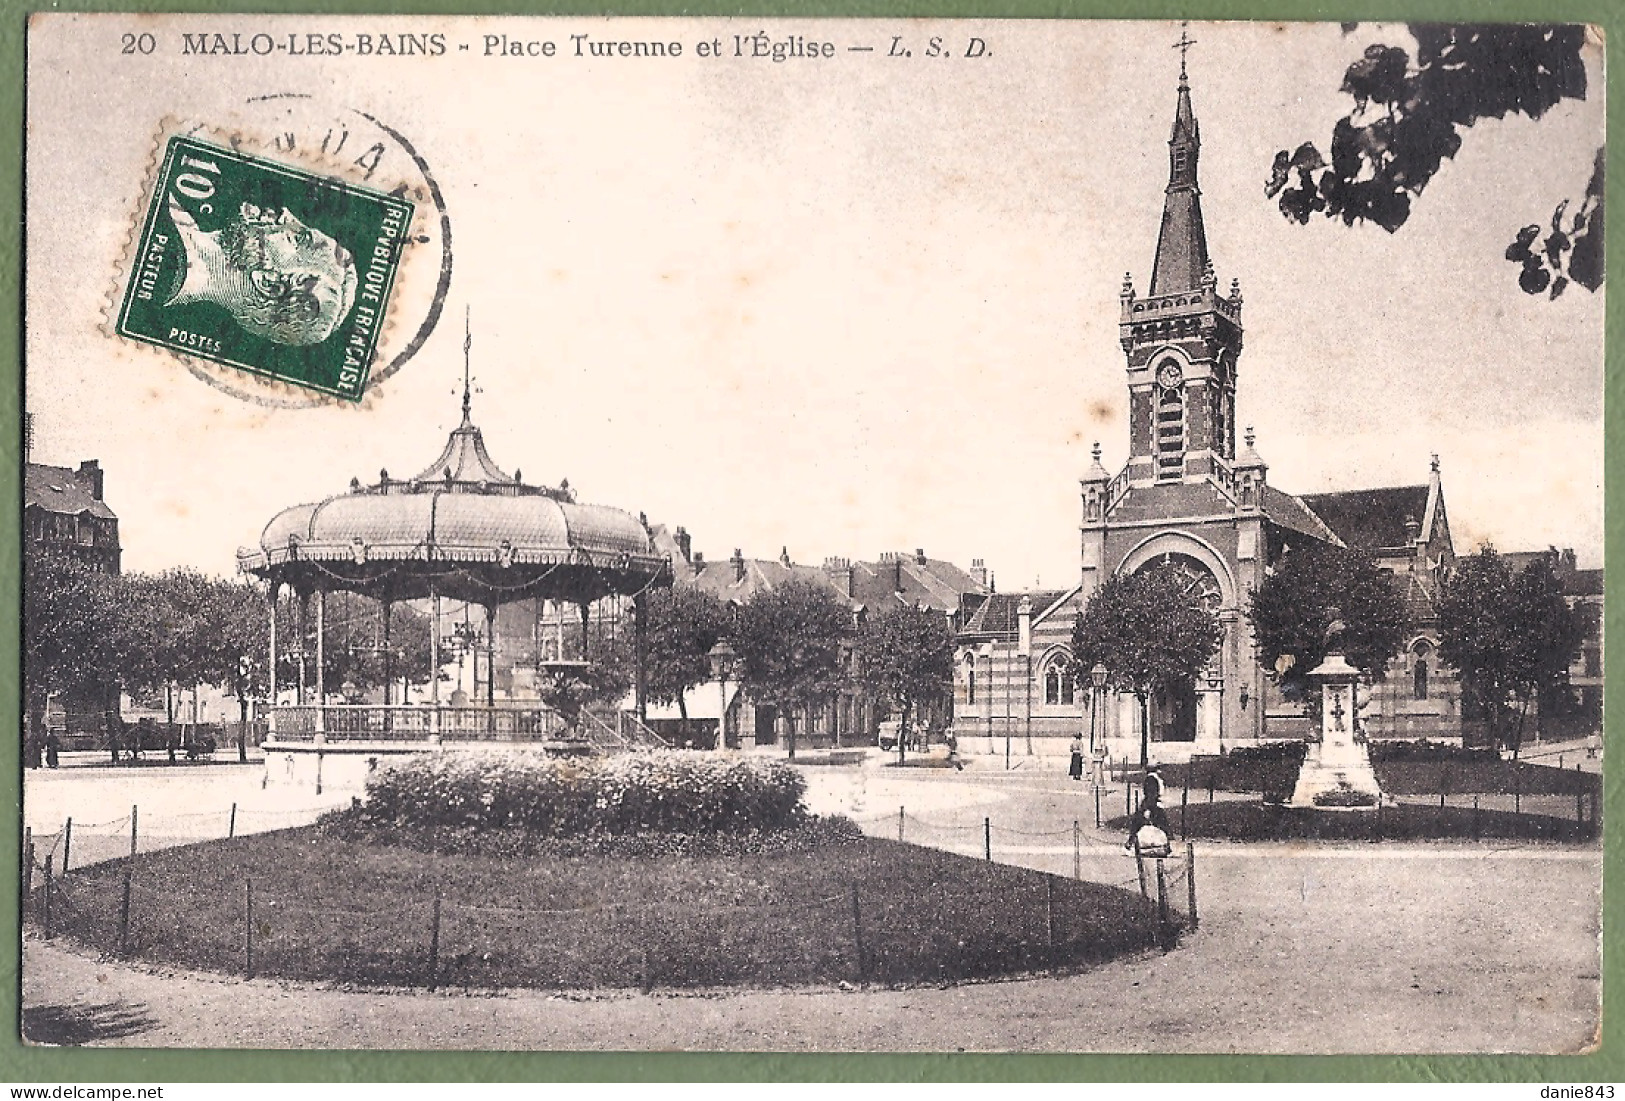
[
  {"x1": 24, "y1": 463, "x2": 115, "y2": 520},
  {"x1": 1570, "y1": 569, "x2": 1604, "y2": 598},
  {"x1": 1261, "y1": 486, "x2": 1345, "y2": 546},
  {"x1": 962, "y1": 590, "x2": 1065, "y2": 637},
  {"x1": 1393, "y1": 570, "x2": 1438, "y2": 622},
  {"x1": 1299, "y1": 486, "x2": 1430, "y2": 552}
]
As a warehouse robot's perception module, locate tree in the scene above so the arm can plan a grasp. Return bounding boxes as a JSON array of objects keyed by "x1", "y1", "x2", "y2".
[
  {"x1": 1266, "y1": 24, "x2": 1600, "y2": 297},
  {"x1": 313, "y1": 593, "x2": 435, "y2": 697},
  {"x1": 855, "y1": 605, "x2": 955, "y2": 764},
  {"x1": 22, "y1": 548, "x2": 143, "y2": 766},
  {"x1": 640, "y1": 586, "x2": 729, "y2": 740},
  {"x1": 734, "y1": 578, "x2": 851, "y2": 760},
  {"x1": 1438, "y1": 547, "x2": 1585, "y2": 757},
  {"x1": 1071, "y1": 566, "x2": 1223, "y2": 769},
  {"x1": 1246, "y1": 543, "x2": 1410, "y2": 708}
]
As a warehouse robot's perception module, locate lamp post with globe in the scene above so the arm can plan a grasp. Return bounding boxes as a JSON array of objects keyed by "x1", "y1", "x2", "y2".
[{"x1": 708, "y1": 639, "x2": 739, "y2": 751}]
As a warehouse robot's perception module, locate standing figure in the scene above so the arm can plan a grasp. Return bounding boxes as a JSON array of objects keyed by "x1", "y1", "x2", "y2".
[{"x1": 1068, "y1": 733, "x2": 1085, "y2": 781}]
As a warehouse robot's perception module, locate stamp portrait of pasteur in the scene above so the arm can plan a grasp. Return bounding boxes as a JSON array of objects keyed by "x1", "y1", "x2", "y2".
[
  {"x1": 117, "y1": 135, "x2": 414, "y2": 402},
  {"x1": 165, "y1": 197, "x2": 359, "y2": 347}
]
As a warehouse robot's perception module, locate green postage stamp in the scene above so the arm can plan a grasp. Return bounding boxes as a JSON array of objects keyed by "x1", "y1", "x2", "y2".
[{"x1": 116, "y1": 135, "x2": 414, "y2": 402}]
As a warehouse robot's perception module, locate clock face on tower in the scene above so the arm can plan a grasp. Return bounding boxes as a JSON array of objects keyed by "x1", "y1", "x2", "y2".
[{"x1": 1156, "y1": 361, "x2": 1184, "y2": 389}]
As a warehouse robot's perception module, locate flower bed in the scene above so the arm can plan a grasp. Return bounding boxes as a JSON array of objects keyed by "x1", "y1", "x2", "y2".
[{"x1": 361, "y1": 750, "x2": 809, "y2": 835}]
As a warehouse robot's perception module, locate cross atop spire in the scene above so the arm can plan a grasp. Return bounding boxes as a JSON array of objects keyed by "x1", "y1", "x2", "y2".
[
  {"x1": 461, "y1": 305, "x2": 473, "y2": 425},
  {"x1": 1173, "y1": 23, "x2": 1197, "y2": 85}
]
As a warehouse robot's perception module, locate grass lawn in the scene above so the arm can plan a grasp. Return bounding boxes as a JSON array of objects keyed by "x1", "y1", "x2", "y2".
[
  {"x1": 37, "y1": 828, "x2": 1165, "y2": 990},
  {"x1": 1110, "y1": 797, "x2": 1597, "y2": 842},
  {"x1": 1159, "y1": 745, "x2": 1598, "y2": 804}
]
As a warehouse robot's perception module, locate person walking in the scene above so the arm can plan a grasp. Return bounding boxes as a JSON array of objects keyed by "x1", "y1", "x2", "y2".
[
  {"x1": 1090, "y1": 737, "x2": 1108, "y2": 788},
  {"x1": 1068, "y1": 733, "x2": 1085, "y2": 781},
  {"x1": 44, "y1": 730, "x2": 61, "y2": 769}
]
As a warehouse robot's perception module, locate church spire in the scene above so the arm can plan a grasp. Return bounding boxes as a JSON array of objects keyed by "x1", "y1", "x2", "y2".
[{"x1": 1149, "y1": 27, "x2": 1211, "y2": 296}]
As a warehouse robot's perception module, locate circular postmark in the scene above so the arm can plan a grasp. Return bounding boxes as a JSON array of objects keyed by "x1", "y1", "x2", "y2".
[{"x1": 124, "y1": 94, "x2": 453, "y2": 410}]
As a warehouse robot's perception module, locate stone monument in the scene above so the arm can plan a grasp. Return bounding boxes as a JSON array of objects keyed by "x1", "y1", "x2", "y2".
[{"x1": 1289, "y1": 652, "x2": 1383, "y2": 808}]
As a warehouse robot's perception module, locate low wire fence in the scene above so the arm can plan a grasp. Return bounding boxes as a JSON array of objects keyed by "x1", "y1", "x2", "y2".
[{"x1": 22, "y1": 796, "x2": 1189, "y2": 989}]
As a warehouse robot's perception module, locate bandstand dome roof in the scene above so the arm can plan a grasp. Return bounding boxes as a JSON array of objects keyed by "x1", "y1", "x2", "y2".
[{"x1": 237, "y1": 384, "x2": 671, "y2": 607}]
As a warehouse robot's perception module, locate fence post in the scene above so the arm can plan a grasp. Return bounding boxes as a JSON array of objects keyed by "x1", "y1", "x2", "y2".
[
  {"x1": 1472, "y1": 794, "x2": 1481, "y2": 842},
  {"x1": 244, "y1": 879, "x2": 254, "y2": 978},
  {"x1": 427, "y1": 895, "x2": 442, "y2": 991},
  {"x1": 1094, "y1": 784, "x2": 1102, "y2": 829},
  {"x1": 1208, "y1": 764, "x2": 1216, "y2": 804},
  {"x1": 1185, "y1": 841, "x2": 1198, "y2": 931},
  {"x1": 61, "y1": 817, "x2": 72, "y2": 875},
  {"x1": 129, "y1": 805, "x2": 139, "y2": 859},
  {"x1": 1180, "y1": 782, "x2": 1189, "y2": 841},
  {"x1": 42, "y1": 854, "x2": 53, "y2": 939},
  {"x1": 229, "y1": 802, "x2": 238, "y2": 839},
  {"x1": 118, "y1": 869, "x2": 133, "y2": 956},
  {"x1": 850, "y1": 882, "x2": 866, "y2": 982},
  {"x1": 1125, "y1": 777, "x2": 1132, "y2": 819},
  {"x1": 1133, "y1": 834, "x2": 1147, "y2": 899},
  {"x1": 984, "y1": 817, "x2": 991, "y2": 862},
  {"x1": 1044, "y1": 875, "x2": 1056, "y2": 964},
  {"x1": 1440, "y1": 769, "x2": 1448, "y2": 810},
  {"x1": 898, "y1": 806, "x2": 905, "y2": 844},
  {"x1": 1514, "y1": 767, "x2": 1521, "y2": 819},
  {"x1": 1072, "y1": 820, "x2": 1081, "y2": 880},
  {"x1": 1155, "y1": 859, "x2": 1170, "y2": 947}
]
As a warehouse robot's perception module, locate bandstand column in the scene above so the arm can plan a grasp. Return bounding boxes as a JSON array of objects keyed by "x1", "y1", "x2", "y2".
[
  {"x1": 634, "y1": 591, "x2": 648, "y2": 725},
  {"x1": 315, "y1": 589, "x2": 326, "y2": 739},
  {"x1": 579, "y1": 601, "x2": 591, "y2": 661},
  {"x1": 429, "y1": 590, "x2": 442, "y2": 741},
  {"x1": 484, "y1": 603, "x2": 497, "y2": 709},
  {"x1": 267, "y1": 583, "x2": 279, "y2": 739},
  {"x1": 381, "y1": 598, "x2": 394, "y2": 706},
  {"x1": 296, "y1": 591, "x2": 310, "y2": 706}
]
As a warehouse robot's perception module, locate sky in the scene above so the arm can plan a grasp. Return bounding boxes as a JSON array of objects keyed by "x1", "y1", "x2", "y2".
[{"x1": 25, "y1": 17, "x2": 1606, "y2": 585}]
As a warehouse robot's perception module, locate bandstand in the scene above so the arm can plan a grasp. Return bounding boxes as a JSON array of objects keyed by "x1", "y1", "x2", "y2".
[{"x1": 237, "y1": 366, "x2": 673, "y2": 790}]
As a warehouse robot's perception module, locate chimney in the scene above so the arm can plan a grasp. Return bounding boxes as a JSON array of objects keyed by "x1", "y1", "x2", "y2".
[
  {"x1": 731, "y1": 548, "x2": 746, "y2": 582},
  {"x1": 879, "y1": 551, "x2": 903, "y2": 592},
  {"x1": 1017, "y1": 596, "x2": 1033, "y2": 656},
  {"x1": 823, "y1": 556, "x2": 854, "y2": 597},
  {"x1": 674, "y1": 526, "x2": 692, "y2": 564},
  {"x1": 780, "y1": 545, "x2": 792, "y2": 567},
  {"x1": 1404, "y1": 514, "x2": 1421, "y2": 544},
  {"x1": 969, "y1": 558, "x2": 988, "y2": 589},
  {"x1": 76, "y1": 460, "x2": 104, "y2": 501},
  {"x1": 915, "y1": 547, "x2": 927, "y2": 566},
  {"x1": 693, "y1": 550, "x2": 705, "y2": 569}
]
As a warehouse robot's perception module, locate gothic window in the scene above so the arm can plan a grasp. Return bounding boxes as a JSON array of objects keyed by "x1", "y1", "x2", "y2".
[
  {"x1": 1042, "y1": 658, "x2": 1076, "y2": 706},
  {"x1": 1413, "y1": 640, "x2": 1432, "y2": 700}
]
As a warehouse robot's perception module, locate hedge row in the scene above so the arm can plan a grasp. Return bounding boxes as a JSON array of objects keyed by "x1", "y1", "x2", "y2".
[{"x1": 361, "y1": 751, "x2": 810, "y2": 835}]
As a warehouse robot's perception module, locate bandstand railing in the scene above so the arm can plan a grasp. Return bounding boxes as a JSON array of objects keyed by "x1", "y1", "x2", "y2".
[{"x1": 268, "y1": 704, "x2": 669, "y2": 750}]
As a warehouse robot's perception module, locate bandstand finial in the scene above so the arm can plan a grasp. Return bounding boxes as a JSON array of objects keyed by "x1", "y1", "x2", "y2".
[{"x1": 462, "y1": 305, "x2": 473, "y2": 424}]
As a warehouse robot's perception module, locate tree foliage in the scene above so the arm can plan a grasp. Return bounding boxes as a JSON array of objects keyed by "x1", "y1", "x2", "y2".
[
  {"x1": 1246, "y1": 543, "x2": 1410, "y2": 705},
  {"x1": 1266, "y1": 24, "x2": 1599, "y2": 296},
  {"x1": 734, "y1": 579, "x2": 852, "y2": 760},
  {"x1": 640, "y1": 586, "x2": 730, "y2": 727},
  {"x1": 1071, "y1": 565, "x2": 1222, "y2": 765},
  {"x1": 854, "y1": 605, "x2": 955, "y2": 763},
  {"x1": 1438, "y1": 547, "x2": 1586, "y2": 754}
]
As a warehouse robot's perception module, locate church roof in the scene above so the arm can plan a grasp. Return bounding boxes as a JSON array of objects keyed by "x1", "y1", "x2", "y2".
[
  {"x1": 1261, "y1": 486, "x2": 1345, "y2": 546},
  {"x1": 25, "y1": 463, "x2": 116, "y2": 520},
  {"x1": 1299, "y1": 486, "x2": 1431, "y2": 553}
]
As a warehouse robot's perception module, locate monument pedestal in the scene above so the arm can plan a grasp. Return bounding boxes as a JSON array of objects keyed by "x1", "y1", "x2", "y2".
[{"x1": 1289, "y1": 653, "x2": 1383, "y2": 809}]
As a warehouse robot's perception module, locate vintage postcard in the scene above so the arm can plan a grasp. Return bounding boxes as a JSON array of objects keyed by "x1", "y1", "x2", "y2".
[{"x1": 20, "y1": 14, "x2": 1604, "y2": 1055}]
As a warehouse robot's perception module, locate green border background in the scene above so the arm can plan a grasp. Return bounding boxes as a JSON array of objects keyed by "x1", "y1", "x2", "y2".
[{"x1": 1, "y1": 0, "x2": 1618, "y2": 1084}]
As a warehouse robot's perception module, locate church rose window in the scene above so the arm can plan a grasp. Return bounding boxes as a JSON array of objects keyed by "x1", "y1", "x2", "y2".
[{"x1": 1135, "y1": 552, "x2": 1222, "y2": 613}]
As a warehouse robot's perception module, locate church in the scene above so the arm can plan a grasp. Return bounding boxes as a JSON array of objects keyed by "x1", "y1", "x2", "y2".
[{"x1": 953, "y1": 54, "x2": 1470, "y2": 760}]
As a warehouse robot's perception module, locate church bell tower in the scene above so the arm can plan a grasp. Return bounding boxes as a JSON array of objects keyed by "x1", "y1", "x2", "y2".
[{"x1": 1118, "y1": 43, "x2": 1244, "y2": 488}]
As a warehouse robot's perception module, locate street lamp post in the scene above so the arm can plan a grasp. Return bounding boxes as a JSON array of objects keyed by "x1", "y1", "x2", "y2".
[
  {"x1": 708, "y1": 639, "x2": 739, "y2": 752},
  {"x1": 1090, "y1": 663, "x2": 1109, "y2": 753}
]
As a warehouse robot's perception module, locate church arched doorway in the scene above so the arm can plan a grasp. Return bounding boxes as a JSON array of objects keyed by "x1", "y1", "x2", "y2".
[{"x1": 1131, "y1": 551, "x2": 1222, "y2": 746}]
